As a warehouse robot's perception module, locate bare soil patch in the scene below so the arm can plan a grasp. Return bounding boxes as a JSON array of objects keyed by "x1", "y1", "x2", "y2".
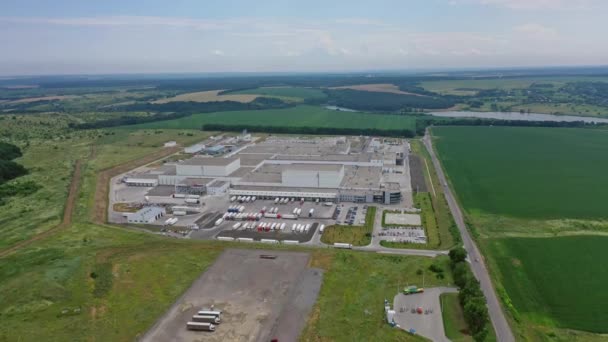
[
  {"x1": 7, "y1": 95, "x2": 78, "y2": 104},
  {"x1": 152, "y1": 90, "x2": 258, "y2": 104}
]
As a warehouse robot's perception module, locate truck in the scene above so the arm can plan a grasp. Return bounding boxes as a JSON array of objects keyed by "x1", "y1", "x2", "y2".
[
  {"x1": 215, "y1": 218, "x2": 224, "y2": 226},
  {"x1": 403, "y1": 286, "x2": 424, "y2": 295},
  {"x1": 333, "y1": 243, "x2": 353, "y2": 249},
  {"x1": 173, "y1": 211, "x2": 187, "y2": 216},
  {"x1": 323, "y1": 202, "x2": 334, "y2": 207},
  {"x1": 232, "y1": 222, "x2": 241, "y2": 229},
  {"x1": 281, "y1": 214, "x2": 297, "y2": 220},
  {"x1": 304, "y1": 224, "x2": 311, "y2": 232},
  {"x1": 280, "y1": 223, "x2": 286, "y2": 230},
  {"x1": 319, "y1": 224, "x2": 325, "y2": 233},
  {"x1": 185, "y1": 198, "x2": 199, "y2": 204},
  {"x1": 308, "y1": 208, "x2": 314, "y2": 217},
  {"x1": 230, "y1": 196, "x2": 237, "y2": 202},
  {"x1": 198, "y1": 310, "x2": 222, "y2": 318},
  {"x1": 274, "y1": 197, "x2": 280, "y2": 204},
  {"x1": 192, "y1": 315, "x2": 221, "y2": 324},
  {"x1": 186, "y1": 322, "x2": 215, "y2": 331}
]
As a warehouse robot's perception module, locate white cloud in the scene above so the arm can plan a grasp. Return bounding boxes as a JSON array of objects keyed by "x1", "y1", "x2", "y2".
[
  {"x1": 450, "y1": 0, "x2": 600, "y2": 10},
  {"x1": 513, "y1": 23, "x2": 558, "y2": 39},
  {"x1": 211, "y1": 49, "x2": 225, "y2": 56}
]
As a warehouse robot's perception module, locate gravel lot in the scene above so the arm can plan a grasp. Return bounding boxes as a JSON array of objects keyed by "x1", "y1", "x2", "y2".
[{"x1": 141, "y1": 249, "x2": 321, "y2": 342}]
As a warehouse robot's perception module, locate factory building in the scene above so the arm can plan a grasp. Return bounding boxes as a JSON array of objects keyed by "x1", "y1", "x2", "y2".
[
  {"x1": 124, "y1": 175, "x2": 159, "y2": 187},
  {"x1": 206, "y1": 180, "x2": 230, "y2": 195},
  {"x1": 127, "y1": 207, "x2": 165, "y2": 224},
  {"x1": 281, "y1": 164, "x2": 344, "y2": 188},
  {"x1": 176, "y1": 157, "x2": 240, "y2": 177},
  {"x1": 205, "y1": 145, "x2": 226, "y2": 155}
]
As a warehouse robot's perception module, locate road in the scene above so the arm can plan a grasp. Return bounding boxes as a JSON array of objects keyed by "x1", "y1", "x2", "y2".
[{"x1": 423, "y1": 130, "x2": 515, "y2": 342}]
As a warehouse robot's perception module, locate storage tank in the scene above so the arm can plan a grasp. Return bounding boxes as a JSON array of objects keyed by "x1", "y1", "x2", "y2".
[{"x1": 186, "y1": 322, "x2": 215, "y2": 331}]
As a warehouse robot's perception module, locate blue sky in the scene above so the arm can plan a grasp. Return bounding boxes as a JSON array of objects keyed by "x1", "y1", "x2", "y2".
[{"x1": 1, "y1": 0, "x2": 606, "y2": 75}]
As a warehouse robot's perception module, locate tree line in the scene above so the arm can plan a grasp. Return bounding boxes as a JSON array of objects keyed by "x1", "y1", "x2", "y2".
[
  {"x1": 70, "y1": 97, "x2": 292, "y2": 129},
  {"x1": 201, "y1": 123, "x2": 416, "y2": 138},
  {"x1": 325, "y1": 89, "x2": 455, "y2": 111},
  {"x1": 449, "y1": 247, "x2": 490, "y2": 342}
]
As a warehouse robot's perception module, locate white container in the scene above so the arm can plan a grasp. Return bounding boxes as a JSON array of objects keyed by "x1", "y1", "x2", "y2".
[
  {"x1": 217, "y1": 236, "x2": 235, "y2": 241},
  {"x1": 261, "y1": 239, "x2": 279, "y2": 244},
  {"x1": 233, "y1": 222, "x2": 241, "y2": 229},
  {"x1": 237, "y1": 237, "x2": 254, "y2": 242},
  {"x1": 186, "y1": 322, "x2": 215, "y2": 331},
  {"x1": 334, "y1": 243, "x2": 353, "y2": 249},
  {"x1": 305, "y1": 224, "x2": 311, "y2": 232},
  {"x1": 173, "y1": 211, "x2": 187, "y2": 216},
  {"x1": 283, "y1": 240, "x2": 299, "y2": 245},
  {"x1": 192, "y1": 315, "x2": 220, "y2": 324},
  {"x1": 264, "y1": 213, "x2": 278, "y2": 219},
  {"x1": 215, "y1": 218, "x2": 223, "y2": 226},
  {"x1": 320, "y1": 224, "x2": 326, "y2": 233}
]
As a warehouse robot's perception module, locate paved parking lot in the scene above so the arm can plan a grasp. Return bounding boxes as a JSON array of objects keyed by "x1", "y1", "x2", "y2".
[{"x1": 392, "y1": 287, "x2": 458, "y2": 342}]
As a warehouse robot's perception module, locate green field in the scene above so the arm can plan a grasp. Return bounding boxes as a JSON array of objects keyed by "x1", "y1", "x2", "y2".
[
  {"x1": 321, "y1": 206, "x2": 376, "y2": 246},
  {"x1": 128, "y1": 105, "x2": 416, "y2": 131},
  {"x1": 441, "y1": 293, "x2": 473, "y2": 342},
  {"x1": 433, "y1": 126, "x2": 608, "y2": 220},
  {"x1": 301, "y1": 251, "x2": 452, "y2": 341},
  {"x1": 230, "y1": 86, "x2": 327, "y2": 101},
  {"x1": 487, "y1": 236, "x2": 608, "y2": 333}
]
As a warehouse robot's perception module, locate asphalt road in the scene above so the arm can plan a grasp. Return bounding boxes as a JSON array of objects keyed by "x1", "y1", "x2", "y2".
[{"x1": 423, "y1": 130, "x2": 515, "y2": 342}]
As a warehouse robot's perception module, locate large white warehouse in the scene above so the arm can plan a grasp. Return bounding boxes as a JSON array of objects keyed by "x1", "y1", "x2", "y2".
[
  {"x1": 281, "y1": 164, "x2": 344, "y2": 188},
  {"x1": 176, "y1": 157, "x2": 240, "y2": 177}
]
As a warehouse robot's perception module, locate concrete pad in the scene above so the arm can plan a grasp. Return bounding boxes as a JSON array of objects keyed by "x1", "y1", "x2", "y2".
[{"x1": 385, "y1": 213, "x2": 422, "y2": 226}]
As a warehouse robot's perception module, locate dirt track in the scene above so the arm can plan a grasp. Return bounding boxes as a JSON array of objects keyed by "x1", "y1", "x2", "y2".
[
  {"x1": 0, "y1": 159, "x2": 82, "y2": 258},
  {"x1": 92, "y1": 147, "x2": 180, "y2": 224}
]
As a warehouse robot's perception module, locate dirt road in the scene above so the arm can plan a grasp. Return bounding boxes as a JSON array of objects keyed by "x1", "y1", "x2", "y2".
[{"x1": 423, "y1": 129, "x2": 514, "y2": 342}]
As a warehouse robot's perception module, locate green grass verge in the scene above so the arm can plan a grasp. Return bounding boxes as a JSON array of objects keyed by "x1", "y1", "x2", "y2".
[
  {"x1": 321, "y1": 206, "x2": 376, "y2": 246},
  {"x1": 127, "y1": 105, "x2": 416, "y2": 132},
  {"x1": 433, "y1": 126, "x2": 608, "y2": 220},
  {"x1": 486, "y1": 236, "x2": 608, "y2": 333},
  {"x1": 301, "y1": 251, "x2": 453, "y2": 341},
  {"x1": 441, "y1": 293, "x2": 473, "y2": 342}
]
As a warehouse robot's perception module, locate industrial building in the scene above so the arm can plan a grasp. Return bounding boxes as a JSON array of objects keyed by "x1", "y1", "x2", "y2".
[
  {"x1": 122, "y1": 135, "x2": 409, "y2": 205},
  {"x1": 176, "y1": 157, "x2": 240, "y2": 177},
  {"x1": 282, "y1": 164, "x2": 344, "y2": 188},
  {"x1": 127, "y1": 207, "x2": 166, "y2": 224}
]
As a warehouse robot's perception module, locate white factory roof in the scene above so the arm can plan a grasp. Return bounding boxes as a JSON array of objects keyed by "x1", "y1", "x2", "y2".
[
  {"x1": 179, "y1": 156, "x2": 239, "y2": 166},
  {"x1": 208, "y1": 180, "x2": 229, "y2": 188},
  {"x1": 284, "y1": 163, "x2": 344, "y2": 172}
]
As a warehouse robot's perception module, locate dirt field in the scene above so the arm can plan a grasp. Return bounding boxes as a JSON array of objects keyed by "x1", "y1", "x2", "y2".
[
  {"x1": 142, "y1": 249, "x2": 323, "y2": 342},
  {"x1": 409, "y1": 154, "x2": 428, "y2": 192},
  {"x1": 330, "y1": 83, "x2": 426, "y2": 97},
  {"x1": 152, "y1": 90, "x2": 259, "y2": 104}
]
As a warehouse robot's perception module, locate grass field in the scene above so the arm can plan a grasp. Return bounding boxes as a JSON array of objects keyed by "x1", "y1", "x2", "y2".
[
  {"x1": 440, "y1": 293, "x2": 473, "y2": 342},
  {"x1": 487, "y1": 236, "x2": 608, "y2": 333},
  {"x1": 230, "y1": 86, "x2": 327, "y2": 101},
  {"x1": 321, "y1": 207, "x2": 375, "y2": 246},
  {"x1": 129, "y1": 105, "x2": 416, "y2": 131},
  {"x1": 301, "y1": 250, "x2": 453, "y2": 341},
  {"x1": 433, "y1": 126, "x2": 608, "y2": 220}
]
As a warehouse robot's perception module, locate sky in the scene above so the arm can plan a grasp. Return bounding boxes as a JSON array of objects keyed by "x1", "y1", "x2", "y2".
[{"x1": 1, "y1": 0, "x2": 607, "y2": 75}]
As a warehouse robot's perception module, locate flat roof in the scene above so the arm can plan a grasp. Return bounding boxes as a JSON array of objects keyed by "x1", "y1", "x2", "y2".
[
  {"x1": 146, "y1": 185, "x2": 175, "y2": 197},
  {"x1": 284, "y1": 163, "x2": 344, "y2": 172},
  {"x1": 177, "y1": 177, "x2": 215, "y2": 186},
  {"x1": 208, "y1": 180, "x2": 228, "y2": 188},
  {"x1": 179, "y1": 156, "x2": 238, "y2": 166}
]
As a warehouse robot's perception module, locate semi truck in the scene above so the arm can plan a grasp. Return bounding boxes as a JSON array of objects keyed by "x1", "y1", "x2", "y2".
[{"x1": 186, "y1": 322, "x2": 215, "y2": 331}]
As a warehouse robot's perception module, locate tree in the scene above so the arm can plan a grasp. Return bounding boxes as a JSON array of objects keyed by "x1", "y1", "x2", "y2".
[
  {"x1": 449, "y1": 247, "x2": 467, "y2": 264},
  {"x1": 463, "y1": 297, "x2": 490, "y2": 339},
  {"x1": 452, "y1": 262, "x2": 470, "y2": 288}
]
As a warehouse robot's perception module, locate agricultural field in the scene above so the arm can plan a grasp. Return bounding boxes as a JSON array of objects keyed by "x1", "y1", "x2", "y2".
[
  {"x1": 420, "y1": 76, "x2": 608, "y2": 96},
  {"x1": 330, "y1": 83, "x2": 425, "y2": 96},
  {"x1": 487, "y1": 236, "x2": 608, "y2": 334},
  {"x1": 229, "y1": 86, "x2": 327, "y2": 101},
  {"x1": 128, "y1": 105, "x2": 416, "y2": 132},
  {"x1": 321, "y1": 207, "x2": 376, "y2": 246},
  {"x1": 433, "y1": 126, "x2": 608, "y2": 220},
  {"x1": 152, "y1": 89, "x2": 259, "y2": 103}
]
